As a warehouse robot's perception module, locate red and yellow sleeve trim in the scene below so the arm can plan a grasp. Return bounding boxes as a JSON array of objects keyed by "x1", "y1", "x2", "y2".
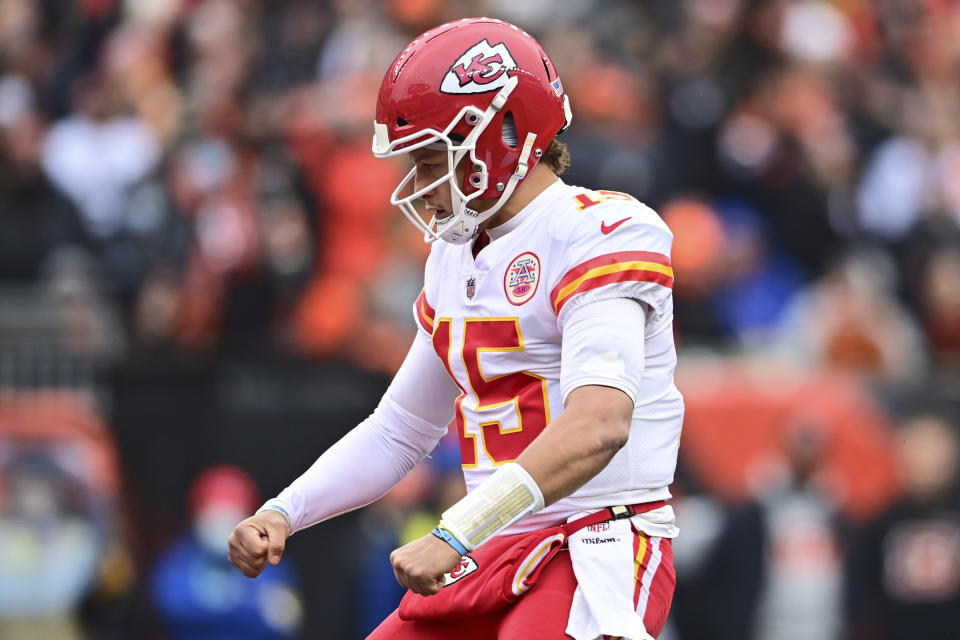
[
  {"x1": 415, "y1": 289, "x2": 436, "y2": 333},
  {"x1": 550, "y1": 251, "x2": 673, "y2": 315}
]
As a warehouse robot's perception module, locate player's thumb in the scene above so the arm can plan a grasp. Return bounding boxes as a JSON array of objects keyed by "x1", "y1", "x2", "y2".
[{"x1": 265, "y1": 523, "x2": 287, "y2": 565}]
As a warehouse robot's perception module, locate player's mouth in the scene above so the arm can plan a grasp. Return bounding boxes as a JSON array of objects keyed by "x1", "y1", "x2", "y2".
[{"x1": 429, "y1": 206, "x2": 451, "y2": 222}]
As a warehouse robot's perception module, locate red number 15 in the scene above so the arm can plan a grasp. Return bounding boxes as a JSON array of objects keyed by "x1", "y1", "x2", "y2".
[{"x1": 432, "y1": 318, "x2": 551, "y2": 467}]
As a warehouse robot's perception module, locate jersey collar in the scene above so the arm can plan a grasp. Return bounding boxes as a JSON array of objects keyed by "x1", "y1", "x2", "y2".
[{"x1": 485, "y1": 180, "x2": 567, "y2": 241}]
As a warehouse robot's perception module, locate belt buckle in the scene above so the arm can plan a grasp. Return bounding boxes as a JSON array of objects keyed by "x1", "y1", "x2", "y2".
[{"x1": 609, "y1": 505, "x2": 632, "y2": 520}]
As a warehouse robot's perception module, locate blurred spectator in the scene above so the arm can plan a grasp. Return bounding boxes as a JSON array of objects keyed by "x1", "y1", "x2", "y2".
[
  {"x1": 149, "y1": 464, "x2": 304, "y2": 640},
  {"x1": 660, "y1": 197, "x2": 729, "y2": 343},
  {"x1": 0, "y1": 73, "x2": 88, "y2": 283},
  {"x1": 662, "y1": 197, "x2": 805, "y2": 345},
  {"x1": 710, "y1": 199, "x2": 804, "y2": 344},
  {"x1": 918, "y1": 245, "x2": 960, "y2": 371},
  {"x1": 0, "y1": 449, "x2": 107, "y2": 640},
  {"x1": 668, "y1": 460, "x2": 764, "y2": 640},
  {"x1": 0, "y1": 392, "x2": 128, "y2": 640},
  {"x1": 751, "y1": 420, "x2": 849, "y2": 640},
  {"x1": 776, "y1": 249, "x2": 927, "y2": 382},
  {"x1": 42, "y1": 246, "x2": 126, "y2": 360},
  {"x1": 41, "y1": 72, "x2": 160, "y2": 241},
  {"x1": 857, "y1": 135, "x2": 937, "y2": 240},
  {"x1": 315, "y1": 1, "x2": 410, "y2": 83},
  {"x1": 848, "y1": 411, "x2": 960, "y2": 640}
]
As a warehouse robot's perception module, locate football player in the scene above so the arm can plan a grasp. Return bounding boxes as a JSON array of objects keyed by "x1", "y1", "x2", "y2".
[{"x1": 229, "y1": 18, "x2": 683, "y2": 640}]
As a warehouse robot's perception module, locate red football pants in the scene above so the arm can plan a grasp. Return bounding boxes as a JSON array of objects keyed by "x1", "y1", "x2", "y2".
[{"x1": 367, "y1": 534, "x2": 675, "y2": 639}]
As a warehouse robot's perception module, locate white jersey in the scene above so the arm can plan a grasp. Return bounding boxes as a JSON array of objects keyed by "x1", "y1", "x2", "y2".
[{"x1": 413, "y1": 180, "x2": 684, "y2": 533}]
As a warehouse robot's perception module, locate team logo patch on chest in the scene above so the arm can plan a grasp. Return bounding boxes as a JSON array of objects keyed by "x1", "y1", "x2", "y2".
[{"x1": 504, "y1": 251, "x2": 540, "y2": 305}]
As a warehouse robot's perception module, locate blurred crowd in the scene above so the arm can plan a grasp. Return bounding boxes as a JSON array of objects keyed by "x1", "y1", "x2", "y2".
[{"x1": 2, "y1": 0, "x2": 960, "y2": 638}]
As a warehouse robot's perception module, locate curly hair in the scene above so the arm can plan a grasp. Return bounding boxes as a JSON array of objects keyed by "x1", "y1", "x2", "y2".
[{"x1": 541, "y1": 138, "x2": 571, "y2": 174}]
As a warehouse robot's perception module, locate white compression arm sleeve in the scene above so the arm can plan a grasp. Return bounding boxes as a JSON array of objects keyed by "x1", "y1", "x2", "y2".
[{"x1": 262, "y1": 336, "x2": 459, "y2": 534}]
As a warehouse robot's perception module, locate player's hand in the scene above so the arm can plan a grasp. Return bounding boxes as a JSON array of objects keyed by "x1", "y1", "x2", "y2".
[
  {"x1": 228, "y1": 509, "x2": 291, "y2": 578},
  {"x1": 390, "y1": 533, "x2": 463, "y2": 596}
]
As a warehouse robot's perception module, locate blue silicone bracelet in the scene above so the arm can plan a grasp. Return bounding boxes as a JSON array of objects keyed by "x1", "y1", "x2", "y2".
[
  {"x1": 431, "y1": 526, "x2": 468, "y2": 556},
  {"x1": 258, "y1": 504, "x2": 292, "y2": 529}
]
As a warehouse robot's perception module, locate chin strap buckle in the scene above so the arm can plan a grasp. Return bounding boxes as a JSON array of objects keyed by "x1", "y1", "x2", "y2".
[{"x1": 513, "y1": 133, "x2": 538, "y2": 180}]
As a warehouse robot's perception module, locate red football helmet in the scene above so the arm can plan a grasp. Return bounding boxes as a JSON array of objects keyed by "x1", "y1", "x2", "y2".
[{"x1": 372, "y1": 18, "x2": 572, "y2": 244}]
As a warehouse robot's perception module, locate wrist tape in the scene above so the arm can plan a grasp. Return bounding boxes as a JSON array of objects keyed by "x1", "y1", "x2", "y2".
[{"x1": 438, "y1": 462, "x2": 545, "y2": 551}]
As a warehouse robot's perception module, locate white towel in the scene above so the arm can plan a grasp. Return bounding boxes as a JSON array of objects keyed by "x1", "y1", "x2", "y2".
[{"x1": 565, "y1": 507, "x2": 679, "y2": 640}]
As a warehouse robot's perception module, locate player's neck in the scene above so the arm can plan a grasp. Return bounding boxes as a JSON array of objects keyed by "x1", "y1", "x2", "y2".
[{"x1": 482, "y1": 164, "x2": 558, "y2": 231}]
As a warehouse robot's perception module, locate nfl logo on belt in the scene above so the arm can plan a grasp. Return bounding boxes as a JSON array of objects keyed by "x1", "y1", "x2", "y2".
[{"x1": 465, "y1": 276, "x2": 476, "y2": 300}]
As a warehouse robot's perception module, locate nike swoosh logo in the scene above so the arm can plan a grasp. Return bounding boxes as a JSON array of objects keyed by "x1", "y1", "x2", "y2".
[{"x1": 600, "y1": 217, "x2": 632, "y2": 234}]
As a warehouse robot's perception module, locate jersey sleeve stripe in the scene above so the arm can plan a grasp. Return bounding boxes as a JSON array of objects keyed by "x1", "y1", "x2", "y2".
[
  {"x1": 415, "y1": 289, "x2": 436, "y2": 333},
  {"x1": 552, "y1": 265, "x2": 674, "y2": 314},
  {"x1": 551, "y1": 252, "x2": 673, "y2": 314},
  {"x1": 553, "y1": 251, "x2": 672, "y2": 293}
]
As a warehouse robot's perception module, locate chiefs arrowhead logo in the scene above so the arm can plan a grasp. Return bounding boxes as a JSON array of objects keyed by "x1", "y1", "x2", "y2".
[
  {"x1": 441, "y1": 40, "x2": 518, "y2": 94},
  {"x1": 443, "y1": 555, "x2": 478, "y2": 586}
]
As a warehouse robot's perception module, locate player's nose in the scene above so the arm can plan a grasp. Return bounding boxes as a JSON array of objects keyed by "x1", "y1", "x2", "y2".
[{"x1": 413, "y1": 171, "x2": 435, "y2": 198}]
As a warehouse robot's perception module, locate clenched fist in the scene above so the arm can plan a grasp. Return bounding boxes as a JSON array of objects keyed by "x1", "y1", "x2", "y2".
[
  {"x1": 390, "y1": 533, "x2": 463, "y2": 596},
  {"x1": 228, "y1": 509, "x2": 291, "y2": 578}
]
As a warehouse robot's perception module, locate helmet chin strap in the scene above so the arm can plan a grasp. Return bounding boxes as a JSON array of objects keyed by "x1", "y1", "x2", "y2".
[{"x1": 438, "y1": 130, "x2": 538, "y2": 245}]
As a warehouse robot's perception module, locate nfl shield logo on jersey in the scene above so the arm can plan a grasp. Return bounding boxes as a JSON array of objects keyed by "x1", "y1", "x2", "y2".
[
  {"x1": 504, "y1": 252, "x2": 540, "y2": 305},
  {"x1": 465, "y1": 276, "x2": 476, "y2": 300}
]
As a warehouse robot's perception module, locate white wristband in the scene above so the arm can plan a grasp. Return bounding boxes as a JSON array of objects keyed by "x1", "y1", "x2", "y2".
[{"x1": 439, "y1": 462, "x2": 545, "y2": 551}]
